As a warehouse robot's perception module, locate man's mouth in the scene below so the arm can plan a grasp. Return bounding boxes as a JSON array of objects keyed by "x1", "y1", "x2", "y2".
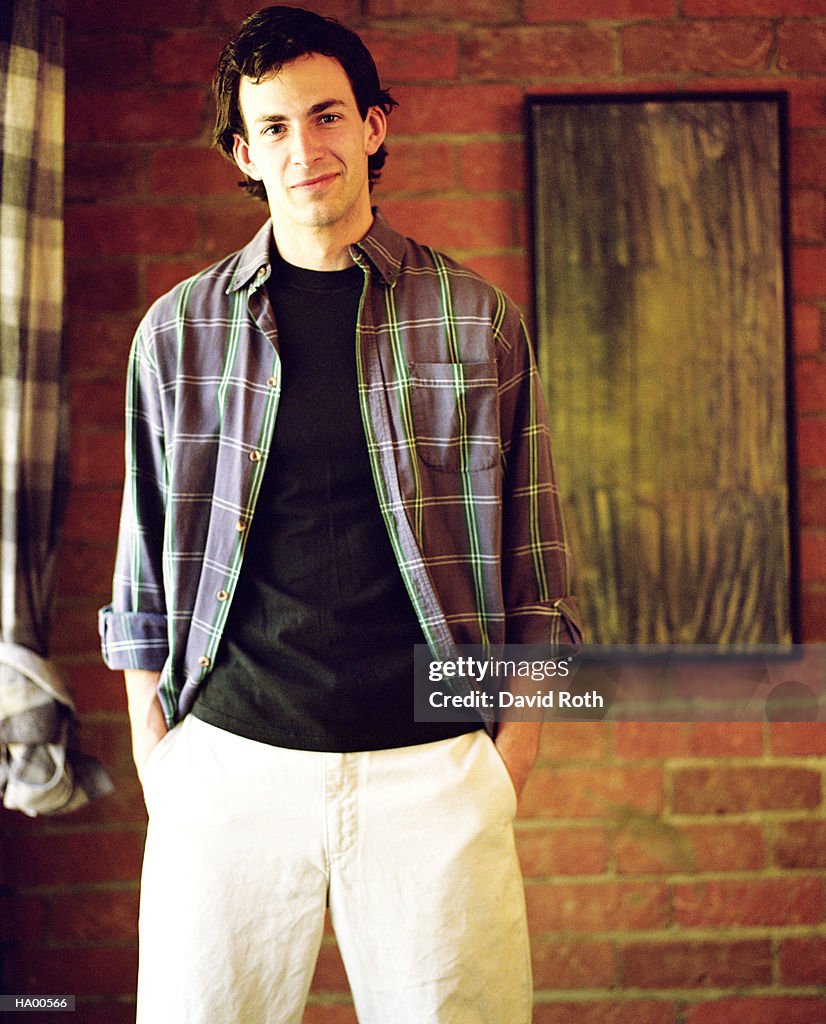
[{"x1": 292, "y1": 173, "x2": 339, "y2": 191}]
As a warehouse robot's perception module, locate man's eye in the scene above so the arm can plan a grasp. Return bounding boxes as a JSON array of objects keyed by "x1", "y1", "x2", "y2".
[
  {"x1": 319, "y1": 114, "x2": 340, "y2": 124},
  {"x1": 263, "y1": 124, "x2": 285, "y2": 136}
]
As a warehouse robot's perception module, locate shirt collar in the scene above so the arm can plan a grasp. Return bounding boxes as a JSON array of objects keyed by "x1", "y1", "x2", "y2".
[{"x1": 225, "y1": 206, "x2": 405, "y2": 294}]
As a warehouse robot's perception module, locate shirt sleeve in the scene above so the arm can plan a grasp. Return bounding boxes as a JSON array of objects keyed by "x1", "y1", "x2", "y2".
[
  {"x1": 494, "y1": 293, "x2": 582, "y2": 648},
  {"x1": 98, "y1": 318, "x2": 170, "y2": 670}
]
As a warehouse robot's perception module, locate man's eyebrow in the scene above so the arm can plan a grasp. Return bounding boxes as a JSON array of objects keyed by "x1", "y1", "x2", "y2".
[{"x1": 253, "y1": 99, "x2": 348, "y2": 125}]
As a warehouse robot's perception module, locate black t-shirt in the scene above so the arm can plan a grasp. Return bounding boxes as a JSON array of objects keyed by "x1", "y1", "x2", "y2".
[{"x1": 192, "y1": 251, "x2": 480, "y2": 751}]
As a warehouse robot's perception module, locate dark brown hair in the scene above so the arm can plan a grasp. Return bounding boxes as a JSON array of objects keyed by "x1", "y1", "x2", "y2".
[{"x1": 212, "y1": 5, "x2": 397, "y2": 201}]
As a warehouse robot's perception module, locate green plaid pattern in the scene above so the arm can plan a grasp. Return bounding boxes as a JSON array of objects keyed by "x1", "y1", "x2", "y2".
[
  {"x1": 0, "y1": 0, "x2": 66, "y2": 657},
  {"x1": 1, "y1": 2, "x2": 111, "y2": 814},
  {"x1": 99, "y1": 211, "x2": 580, "y2": 728}
]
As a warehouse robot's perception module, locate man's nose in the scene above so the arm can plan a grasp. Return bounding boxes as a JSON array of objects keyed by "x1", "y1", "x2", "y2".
[{"x1": 290, "y1": 125, "x2": 323, "y2": 165}]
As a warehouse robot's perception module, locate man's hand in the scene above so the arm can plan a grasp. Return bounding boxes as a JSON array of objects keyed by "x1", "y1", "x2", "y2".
[
  {"x1": 493, "y1": 719, "x2": 542, "y2": 799},
  {"x1": 124, "y1": 670, "x2": 167, "y2": 783}
]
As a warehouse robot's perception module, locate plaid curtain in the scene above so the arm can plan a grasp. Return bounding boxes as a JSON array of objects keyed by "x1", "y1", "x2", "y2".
[{"x1": 0, "y1": 0, "x2": 111, "y2": 815}]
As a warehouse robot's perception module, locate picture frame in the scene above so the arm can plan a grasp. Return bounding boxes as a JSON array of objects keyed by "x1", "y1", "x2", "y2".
[{"x1": 527, "y1": 92, "x2": 798, "y2": 646}]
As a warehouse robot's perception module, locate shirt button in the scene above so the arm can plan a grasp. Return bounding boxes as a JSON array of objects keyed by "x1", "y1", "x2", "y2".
[
  {"x1": 198, "y1": 655, "x2": 211, "y2": 669},
  {"x1": 266, "y1": 376, "x2": 277, "y2": 388},
  {"x1": 249, "y1": 449, "x2": 262, "y2": 462},
  {"x1": 217, "y1": 590, "x2": 229, "y2": 602}
]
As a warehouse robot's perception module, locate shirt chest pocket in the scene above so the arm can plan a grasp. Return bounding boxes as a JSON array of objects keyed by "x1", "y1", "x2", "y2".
[{"x1": 409, "y1": 361, "x2": 500, "y2": 472}]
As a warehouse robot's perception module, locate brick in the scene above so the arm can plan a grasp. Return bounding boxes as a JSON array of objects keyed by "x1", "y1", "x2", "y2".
[
  {"x1": 391, "y1": 84, "x2": 523, "y2": 136},
  {"x1": 73, "y1": 718, "x2": 135, "y2": 780},
  {"x1": 801, "y1": 588, "x2": 826, "y2": 641},
  {"x1": 149, "y1": 146, "x2": 242, "y2": 197},
  {"x1": 779, "y1": 22, "x2": 826, "y2": 74},
  {"x1": 800, "y1": 531, "x2": 826, "y2": 584},
  {"x1": 3, "y1": 947, "x2": 137, "y2": 998},
  {"x1": 66, "y1": 205, "x2": 199, "y2": 258},
  {"x1": 622, "y1": 22, "x2": 774, "y2": 75},
  {"x1": 462, "y1": 28, "x2": 615, "y2": 81},
  {"x1": 686, "y1": 0, "x2": 825, "y2": 12},
  {"x1": 779, "y1": 936, "x2": 826, "y2": 987},
  {"x1": 0, "y1": 831, "x2": 144, "y2": 887},
  {"x1": 51, "y1": 888, "x2": 140, "y2": 942},
  {"x1": 65, "y1": 316, "x2": 134, "y2": 376},
  {"x1": 526, "y1": 0, "x2": 675, "y2": 18},
  {"x1": 366, "y1": 0, "x2": 517, "y2": 20},
  {"x1": 67, "y1": 778, "x2": 149, "y2": 827},
  {"x1": 797, "y1": 418, "x2": 826, "y2": 472},
  {"x1": 771, "y1": 722, "x2": 826, "y2": 754},
  {"x1": 522, "y1": 764, "x2": 664, "y2": 818},
  {"x1": 538, "y1": 722, "x2": 609, "y2": 762},
  {"x1": 309, "y1": 941, "x2": 349, "y2": 992},
  {"x1": 67, "y1": 89, "x2": 206, "y2": 144},
  {"x1": 789, "y1": 83, "x2": 826, "y2": 130},
  {"x1": 152, "y1": 31, "x2": 225, "y2": 86},
  {"x1": 792, "y1": 136, "x2": 826, "y2": 189},
  {"x1": 672, "y1": 766, "x2": 821, "y2": 814},
  {"x1": 146, "y1": 259, "x2": 213, "y2": 303},
  {"x1": 379, "y1": 196, "x2": 515, "y2": 251},
  {"x1": 0, "y1": 894, "x2": 47, "y2": 944},
  {"x1": 614, "y1": 821, "x2": 765, "y2": 874},
  {"x1": 201, "y1": 204, "x2": 270, "y2": 262},
  {"x1": 685, "y1": 996, "x2": 826, "y2": 1024},
  {"x1": 673, "y1": 877, "x2": 824, "y2": 928},
  {"x1": 62, "y1": 660, "x2": 127, "y2": 716},
  {"x1": 69, "y1": 0, "x2": 200, "y2": 29},
  {"x1": 775, "y1": 819, "x2": 826, "y2": 869},
  {"x1": 459, "y1": 140, "x2": 526, "y2": 194},
  {"x1": 69, "y1": 377, "x2": 125, "y2": 431},
  {"x1": 463, "y1": 253, "x2": 531, "y2": 310},
  {"x1": 531, "y1": 938, "x2": 616, "y2": 989},
  {"x1": 377, "y1": 141, "x2": 456, "y2": 195},
  {"x1": 798, "y1": 476, "x2": 826, "y2": 528},
  {"x1": 50, "y1": 598, "x2": 110, "y2": 655},
  {"x1": 621, "y1": 939, "x2": 772, "y2": 989},
  {"x1": 360, "y1": 30, "x2": 458, "y2": 83},
  {"x1": 792, "y1": 190, "x2": 826, "y2": 245},
  {"x1": 794, "y1": 304, "x2": 823, "y2": 357},
  {"x1": 795, "y1": 246, "x2": 826, "y2": 299},
  {"x1": 614, "y1": 722, "x2": 763, "y2": 758},
  {"x1": 303, "y1": 1005, "x2": 358, "y2": 1024},
  {"x1": 64, "y1": 487, "x2": 122, "y2": 543},
  {"x1": 66, "y1": 147, "x2": 149, "y2": 203},
  {"x1": 62, "y1": 485, "x2": 121, "y2": 544},
  {"x1": 58, "y1": 540, "x2": 117, "y2": 599},
  {"x1": 67, "y1": 33, "x2": 149, "y2": 91},
  {"x1": 517, "y1": 824, "x2": 611, "y2": 876},
  {"x1": 66, "y1": 261, "x2": 141, "y2": 316},
  {"x1": 526, "y1": 880, "x2": 669, "y2": 933},
  {"x1": 533, "y1": 1003, "x2": 675, "y2": 1024},
  {"x1": 207, "y1": 0, "x2": 360, "y2": 24}
]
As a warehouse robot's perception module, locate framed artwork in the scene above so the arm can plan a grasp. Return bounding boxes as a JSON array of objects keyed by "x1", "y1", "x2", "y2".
[{"x1": 527, "y1": 92, "x2": 797, "y2": 646}]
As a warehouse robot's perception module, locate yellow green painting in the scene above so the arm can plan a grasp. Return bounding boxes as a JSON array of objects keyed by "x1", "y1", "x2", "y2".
[{"x1": 529, "y1": 95, "x2": 794, "y2": 645}]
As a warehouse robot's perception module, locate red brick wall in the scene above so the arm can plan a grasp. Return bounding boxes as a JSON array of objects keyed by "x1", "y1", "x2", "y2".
[{"x1": 1, "y1": 1, "x2": 824, "y2": 1021}]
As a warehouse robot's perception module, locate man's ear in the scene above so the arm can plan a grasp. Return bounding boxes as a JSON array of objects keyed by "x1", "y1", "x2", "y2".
[
  {"x1": 363, "y1": 106, "x2": 387, "y2": 158},
  {"x1": 232, "y1": 134, "x2": 262, "y2": 180}
]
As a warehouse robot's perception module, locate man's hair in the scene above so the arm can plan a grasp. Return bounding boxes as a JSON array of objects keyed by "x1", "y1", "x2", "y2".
[{"x1": 212, "y1": 5, "x2": 398, "y2": 201}]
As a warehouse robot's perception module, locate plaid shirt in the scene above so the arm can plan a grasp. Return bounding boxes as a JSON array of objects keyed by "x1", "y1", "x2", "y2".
[{"x1": 99, "y1": 210, "x2": 580, "y2": 728}]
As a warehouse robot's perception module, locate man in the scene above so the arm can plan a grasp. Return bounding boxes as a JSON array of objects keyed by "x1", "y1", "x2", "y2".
[{"x1": 99, "y1": 6, "x2": 580, "y2": 1022}]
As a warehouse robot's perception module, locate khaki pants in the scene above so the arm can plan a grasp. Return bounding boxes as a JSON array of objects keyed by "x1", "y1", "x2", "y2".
[{"x1": 137, "y1": 716, "x2": 532, "y2": 1023}]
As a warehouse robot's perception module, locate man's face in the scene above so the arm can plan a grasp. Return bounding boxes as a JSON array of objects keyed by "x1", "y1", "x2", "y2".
[{"x1": 232, "y1": 53, "x2": 386, "y2": 240}]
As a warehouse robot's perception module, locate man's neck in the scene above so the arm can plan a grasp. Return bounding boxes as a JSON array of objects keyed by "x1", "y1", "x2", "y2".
[{"x1": 271, "y1": 210, "x2": 373, "y2": 271}]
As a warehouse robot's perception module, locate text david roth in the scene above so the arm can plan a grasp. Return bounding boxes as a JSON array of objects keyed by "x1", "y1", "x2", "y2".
[{"x1": 499, "y1": 690, "x2": 604, "y2": 709}]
